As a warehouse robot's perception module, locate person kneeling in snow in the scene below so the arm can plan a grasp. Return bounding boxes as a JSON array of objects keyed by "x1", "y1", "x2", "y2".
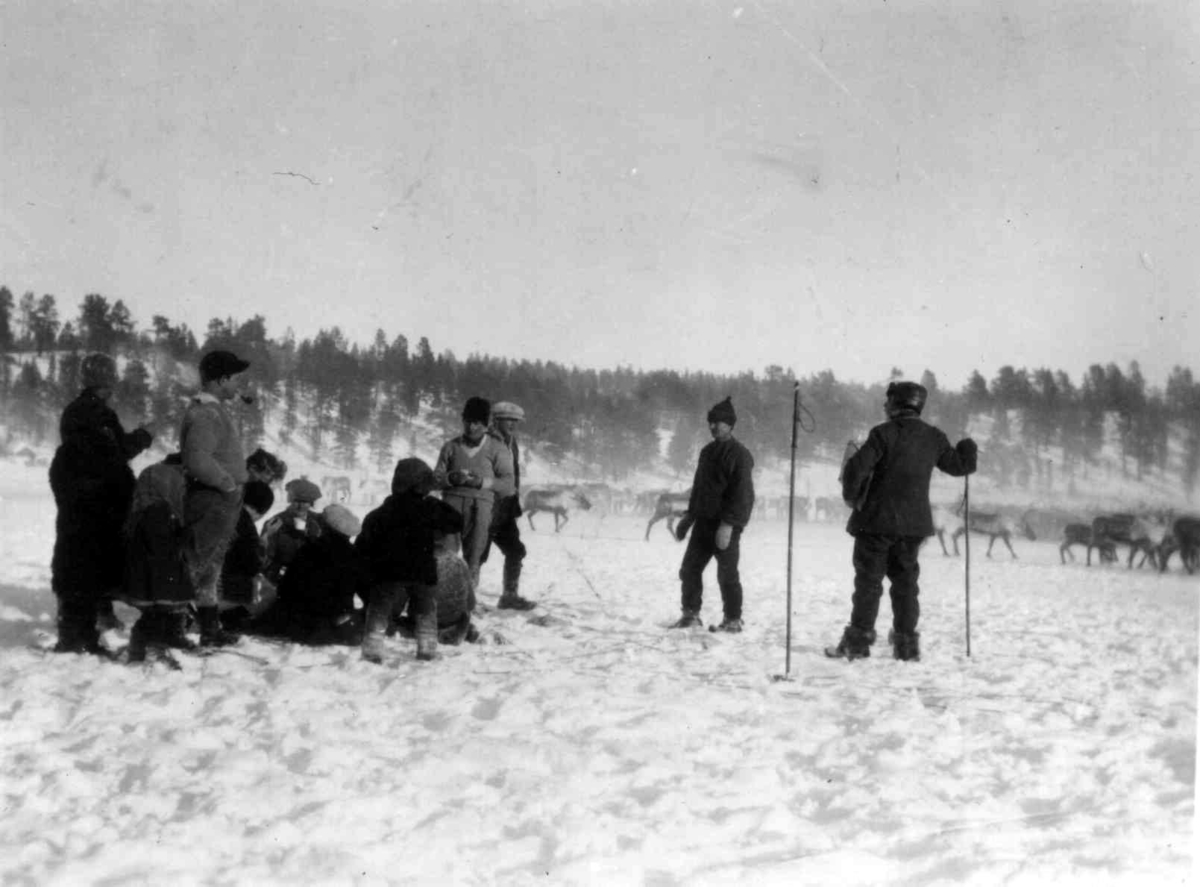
[
  {"x1": 246, "y1": 503, "x2": 367, "y2": 645},
  {"x1": 825, "y1": 381, "x2": 977, "y2": 662},
  {"x1": 357, "y1": 457, "x2": 470, "y2": 663}
]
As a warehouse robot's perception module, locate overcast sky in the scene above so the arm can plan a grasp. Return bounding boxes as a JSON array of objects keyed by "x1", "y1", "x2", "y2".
[{"x1": 3, "y1": 0, "x2": 1197, "y2": 389}]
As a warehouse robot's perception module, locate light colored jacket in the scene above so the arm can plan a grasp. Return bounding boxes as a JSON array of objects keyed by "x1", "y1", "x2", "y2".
[{"x1": 180, "y1": 393, "x2": 248, "y2": 492}]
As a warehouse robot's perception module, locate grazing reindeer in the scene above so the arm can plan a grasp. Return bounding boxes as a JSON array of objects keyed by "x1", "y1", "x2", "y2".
[
  {"x1": 1159, "y1": 515, "x2": 1200, "y2": 574},
  {"x1": 1089, "y1": 513, "x2": 1162, "y2": 568},
  {"x1": 523, "y1": 487, "x2": 592, "y2": 533},
  {"x1": 952, "y1": 509, "x2": 1036, "y2": 559},
  {"x1": 1060, "y1": 523, "x2": 1116, "y2": 565},
  {"x1": 931, "y1": 503, "x2": 964, "y2": 556},
  {"x1": 644, "y1": 489, "x2": 691, "y2": 541}
]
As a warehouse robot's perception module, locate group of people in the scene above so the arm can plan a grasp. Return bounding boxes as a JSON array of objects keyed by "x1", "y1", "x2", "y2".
[{"x1": 48, "y1": 346, "x2": 976, "y2": 667}]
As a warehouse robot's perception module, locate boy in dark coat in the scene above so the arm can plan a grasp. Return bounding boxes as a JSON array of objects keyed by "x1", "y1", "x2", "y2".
[
  {"x1": 826, "y1": 381, "x2": 977, "y2": 662},
  {"x1": 218, "y1": 480, "x2": 275, "y2": 630},
  {"x1": 670, "y1": 397, "x2": 756, "y2": 633},
  {"x1": 50, "y1": 353, "x2": 153, "y2": 654},
  {"x1": 260, "y1": 477, "x2": 323, "y2": 584},
  {"x1": 358, "y1": 457, "x2": 466, "y2": 663},
  {"x1": 248, "y1": 503, "x2": 365, "y2": 645}
]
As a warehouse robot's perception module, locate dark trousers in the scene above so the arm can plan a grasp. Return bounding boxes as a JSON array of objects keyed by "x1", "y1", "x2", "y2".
[
  {"x1": 183, "y1": 487, "x2": 243, "y2": 606},
  {"x1": 483, "y1": 501, "x2": 527, "y2": 569},
  {"x1": 850, "y1": 533, "x2": 923, "y2": 635},
  {"x1": 679, "y1": 518, "x2": 743, "y2": 620}
]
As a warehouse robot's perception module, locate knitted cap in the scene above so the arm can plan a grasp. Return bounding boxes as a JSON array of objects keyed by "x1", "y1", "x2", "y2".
[
  {"x1": 462, "y1": 396, "x2": 491, "y2": 424},
  {"x1": 243, "y1": 480, "x2": 275, "y2": 515},
  {"x1": 707, "y1": 396, "x2": 737, "y2": 426},
  {"x1": 322, "y1": 503, "x2": 362, "y2": 537},
  {"x1": 392, "y1": 457, "x2": 435, "y2": 495}
]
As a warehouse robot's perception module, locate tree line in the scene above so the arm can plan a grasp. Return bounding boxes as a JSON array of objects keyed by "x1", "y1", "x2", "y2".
[{"x1": 1, "y1": 285, "x2": 1198, "y2": 498}]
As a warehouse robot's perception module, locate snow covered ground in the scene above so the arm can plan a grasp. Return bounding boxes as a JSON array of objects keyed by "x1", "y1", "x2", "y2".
[{"x1": 0, "y1": 462, "x2": 1196, "y2": 886}]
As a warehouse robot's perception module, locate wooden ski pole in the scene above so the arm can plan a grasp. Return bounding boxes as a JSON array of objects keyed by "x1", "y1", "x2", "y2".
[
  {"x1": 783, "y1": 382, "x2": 800, "y2": 678},
  {"x1": 964, "y1": 473, "x2": 972, "y2": 657}
]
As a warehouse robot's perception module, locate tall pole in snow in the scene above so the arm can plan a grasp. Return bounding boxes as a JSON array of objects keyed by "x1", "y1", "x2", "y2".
[
  {"x1": 964, "y1": 473, "x2": 972, "y2": 657},
  {"x1": 783, "y1": 382, "x2": 800, "y2": 678}
]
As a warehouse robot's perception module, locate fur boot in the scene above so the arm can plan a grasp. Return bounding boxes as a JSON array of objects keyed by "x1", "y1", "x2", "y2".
[
  {"x1": 497, "y1": 560, "x2": 536, "y2": 610},
  {"x1": 824, "y1": 624, "x2": 873, "y2": 660},
  {"x1": 415, "y1": 611, "x2": 438, "y2": 661},
  {"x1": 197, "y1": 606, "x2": 239, "y2": 648},
  {"x1": 893, "y1": 630, "x2": 921, "y2": 662}
]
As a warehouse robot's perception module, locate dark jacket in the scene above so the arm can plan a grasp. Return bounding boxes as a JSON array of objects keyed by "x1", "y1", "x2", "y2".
[
  {"x1": 357, "y1": 492, "x2": 465, "y2": 587},
  {"x1": 50, "y1": 389, "x2": 153, "y2": 594},
  {"x1": 687, "y1": 437, "x2": 755, "y2": 528},
  {"x1": 842, "y1": 414, "x2": 976, "y2": 538},
  {"x1": 262, "y1": 533, "x2": 366, "y2": 635},
  {"x1": 121, "y1": 459, "x2": 193, "y2": 607},
  {"x1": 221, "y1": 508, "x2": 265, "y2": 605}
]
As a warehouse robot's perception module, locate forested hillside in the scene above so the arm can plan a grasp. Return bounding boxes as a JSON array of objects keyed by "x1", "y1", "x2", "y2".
[{"x1": 2, "y1": 285, "x2": 1198, "y2": 508}]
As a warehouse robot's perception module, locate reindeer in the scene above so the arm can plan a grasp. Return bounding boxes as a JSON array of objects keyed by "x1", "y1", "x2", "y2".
[
  {"x1": 952, "y1": 509, "x2": 1036, "y2": 559},
  {"x1": 1060, "y1": 523, "x2": 1116, "y2": 565},
  {"x1": 1088, "y1": 513, "x2": 1163, "y2": 568},
  {"x1": 523, "y1": 486, "x2": 592, "y2": 533},
  {"x1": 644, "y1": 489, "x2": 691, "y2": 541},
  {"x1": 931, "y1": 503, "x2": 964, "y2": 556},
  {"x1": 1156, "y1": 515, "x2": 1200, "y2": 574}
]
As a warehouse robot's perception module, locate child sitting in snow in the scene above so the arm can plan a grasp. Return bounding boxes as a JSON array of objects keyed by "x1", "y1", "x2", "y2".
[
  {"x1": 218, "y1": 479, "x2": 275, "y2": 632},
  {"x1": 357, "y1": 457, "x2": 470, "y2": 663},
  {"x1": 246, "y1": 503, "x2": 366, "y2": 645}
]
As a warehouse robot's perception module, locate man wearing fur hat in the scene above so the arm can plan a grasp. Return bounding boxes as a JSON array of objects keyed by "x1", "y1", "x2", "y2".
[
  {"x1": 670, "y1": 396, "x2": 755, "y2": 632},
  {"x1": 435, "y1": 397, "x2": 516, "y2": 600},
  {"x1": 49, "y1": 352, "x2": 154, "y2": 654},
  {"x1": 261, "y1": 477, "x2": 324, "y2": 585},
  {"x1": 179, "y1": 349, "x2": 251, "y2": 648},
  {"x1": 482, "y1": 400, "x2": 536, "y2": 610},
  {"x1": 825, "y1": 381, "x2": 977, "y2": 662}
]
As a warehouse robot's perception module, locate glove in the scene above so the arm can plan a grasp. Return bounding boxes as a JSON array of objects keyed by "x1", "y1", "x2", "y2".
[
  {"x1": 449, "y1": 469, "x2": 483, "y2": 489},
  {"x1": 674, "y1": 513, "x2": 694, "y2": 542},
  {"x1": 716, "y1": 522, "x2": 734, "y2": 551},
  {"x1": 956, "y1": 438, "x2": 979, "y2": 472}
]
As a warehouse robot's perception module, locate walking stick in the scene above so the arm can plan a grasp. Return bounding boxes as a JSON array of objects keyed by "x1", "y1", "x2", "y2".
[
  {"x1": 964, "y1": 473, "x2": 972, "y2": 658},
  {"x1": 776, "y1": 382, "x2": 801, "y2": 681}
]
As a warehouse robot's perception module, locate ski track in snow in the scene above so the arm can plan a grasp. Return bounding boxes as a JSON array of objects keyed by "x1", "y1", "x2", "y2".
[{"x1": 0, "y1": 487, "x2": 1195, "y2": 886}]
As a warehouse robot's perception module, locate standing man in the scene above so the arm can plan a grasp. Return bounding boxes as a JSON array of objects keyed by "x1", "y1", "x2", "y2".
[
  {"x1": 435, "y1": 397, "x2": 515, "y2": 602},
  {"x1": 670, "y1": 396, "x2": 755, "y2": 632},
  {"x1": 483, "y1": 401, "x2": 536, "y2": 610},
  {"x1": 49, "y1": 353, "x2": 153, "y2": 653},
  {"x1": 825, "y1": 381, "x2": 977, "y2": 662},
  {"x1": 180, "y1": 349, "x2": 251, "y2": 648}
]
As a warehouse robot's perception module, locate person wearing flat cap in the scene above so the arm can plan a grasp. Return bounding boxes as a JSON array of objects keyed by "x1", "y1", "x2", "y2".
[
  {"x1": 670, "y1": 396, "x2": 755, "y2": 633},
  {"x1": 179, "y1": 349, "x2": 252, "y2": 648},
  {"x1": 261, "y1": 476, "x2": 324, "y2": 585},
  {"x1": 481, "y1": 400, "x2": 536, "y2": 610},
  {"x1": 434, "y1": 397, "x2": 516, "y2": 601}
]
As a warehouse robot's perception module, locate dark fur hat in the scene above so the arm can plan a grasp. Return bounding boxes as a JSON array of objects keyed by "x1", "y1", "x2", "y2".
[
  {"x1": 462, "y1": 396, "x2": 491, "y2": 425},
  {"x1": 243, "y1": 480, "x2": 275, "y2": 515},
  {"x1": 707, "y1": 396, "x2": 737, "y2": 426},
  {"x1": 392, "y1": 457, "x2": 435, "y2": 496},
  {"x1": 886, "y1": 381, "x2": 927, "y2": 415}
]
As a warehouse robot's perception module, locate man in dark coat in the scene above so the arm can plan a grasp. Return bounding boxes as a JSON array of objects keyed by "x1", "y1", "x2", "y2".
[
  {"x1": 825, "y1": 381, "x2": 978, "y2": 662},
  {"x1": 50, "y1": 352, "x2": 153, "y2": 654},
  {"x1": 670, "y1": 396, "x2": 755, "y2": 632}
]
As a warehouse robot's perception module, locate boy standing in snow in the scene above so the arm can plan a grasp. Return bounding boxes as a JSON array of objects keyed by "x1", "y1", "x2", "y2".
[
  {"x1": 825, "y1": 381, "x2": 977, "y2": 662},
  {"x1": 50, "y1": 352, "x2": 154, "y2": 654},
  {"x1": 670, "y1": 396, "x2": 755, "y2": 633},
  {"x1": 358, "y1": 457, "x2": 466, "y2": 662},
  {"x1": 435, "y1": 397, "x2": 515, "y2": 598},
  {"x1": 179, "y1": 350, "x2": 251, "y2": 648}
]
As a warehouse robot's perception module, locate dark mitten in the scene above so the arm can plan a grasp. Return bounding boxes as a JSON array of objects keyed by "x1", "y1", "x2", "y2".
[
  {"x1": 674, "y1": 514, "x2": 694, "y2": 542},
  {"x1": 956, "y1": 438, "x2": 979, "y2": 473}
]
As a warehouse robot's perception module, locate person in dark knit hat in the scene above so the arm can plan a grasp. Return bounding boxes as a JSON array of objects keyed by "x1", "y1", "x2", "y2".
[
  {"x1": 824, "y1": 381, "x2": 977, "y2": 662},
  {"x1": 434, "y1": 397, "x2": 515, "y2": 602},
  {"x1": 669, "y1": 396, "x2": 755, "y2": 632}
]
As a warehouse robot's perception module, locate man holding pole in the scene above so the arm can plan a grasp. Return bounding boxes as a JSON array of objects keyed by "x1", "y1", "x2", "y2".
[{"x1": 825, "y1": 381, "x2": 977, "y2": 662}]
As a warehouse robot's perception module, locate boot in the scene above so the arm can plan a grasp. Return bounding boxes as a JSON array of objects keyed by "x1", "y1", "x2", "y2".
[
  {"x1": 711, "y1": 616, "x2": 743, "y2": 633},
  {"x1": 126, "y1": 611, "x2": 156, "y2": 663},
  {"x1": 669, "y1": 610, "x2": 703, "y2": 629},
  {"x1": 197, "y1": 606, "x2": 239, "y2": 648},
  {"x1": 362, "y1": 590, "x2": 395, "y2": 663},
  {"x1": 497, "y1": 560, "x2": 536, "y2": 610},
  {"x1": 160, "y1": 609, "x2": 199, "y2": 651},
  {"x1": 893, "y1": 630, "x2": 921, "y2": 662},
  {"x1": 824, "y1": 625, "x2": 872, "y2": 660},
  {"x1": 96, "y1": 597, "x2": 125, "y2": 632},
  {"x1": 415, "y1": 611, "x2": 438, "y2": 661},
  {"x1": 54, "y1": 602, "x2": 103, "y2": 655}
]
